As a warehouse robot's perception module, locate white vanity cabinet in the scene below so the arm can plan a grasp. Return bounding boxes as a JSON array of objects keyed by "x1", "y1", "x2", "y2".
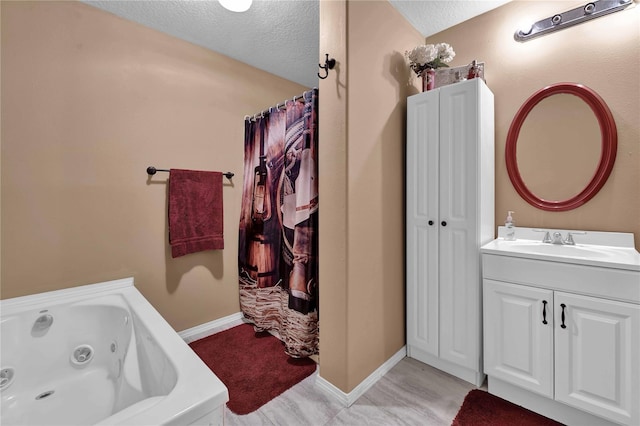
[
  {"x1": 554, "y1": 291, "x2": 639, "y2": 424},
  {"x1": 482, "y1": 228, "x2": 640, "y2": 426},
  {"x1": 406, "y1": 78, "x2": 494, "y2": 386},
  {"x1": 483, "y1": 280, "x2": 554, "y2": 397},
  {"x1": 484, "y1": 281, "x2": 639, "y2": 425}
]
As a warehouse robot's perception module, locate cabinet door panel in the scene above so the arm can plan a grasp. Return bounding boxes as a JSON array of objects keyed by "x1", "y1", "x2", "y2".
[
  {"x1": 555, "y1": 292, "x2": 640, "y2": 425},
  {"x1": 439, "y1": 81, "x2": 478, "y2": 227},
  {"x1": 406, "y1": 90, "x2": 439, "y2": 356},
  {"x1": 438, "y1": 82, "x2": 481, "y2": 370},
  {"x1": 407, "y1": 95, "x2": 439, "y2": 222},
  {"x1": 484, "y1": 280, "x2": 554, "y2": 397},
  {"x1": 406, "y1": 226, "x2": 438, "y2": 355},
  {"x1": 440, "y1": 227, "x2": 476, "y2": 367}
]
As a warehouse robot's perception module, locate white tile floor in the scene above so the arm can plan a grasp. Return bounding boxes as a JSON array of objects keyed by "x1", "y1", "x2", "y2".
[{"x1": 225, "y1": 357, "x2": 479, "y2": 426}]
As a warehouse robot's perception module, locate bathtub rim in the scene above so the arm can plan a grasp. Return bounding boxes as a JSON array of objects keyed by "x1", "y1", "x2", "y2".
[
  {"x1": 1, "y1": 277, "x2": 229, "y2": 426},
  {"x1": 0, "y1": 278, "x2": 133, "y2": 316}
]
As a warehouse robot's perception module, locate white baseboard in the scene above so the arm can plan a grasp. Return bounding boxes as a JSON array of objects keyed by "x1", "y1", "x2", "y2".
[
  {"x1": 178, "y1": 312, "x2": 247, "y2": 343},
  {"x1": 316, "y1": 346, "x2": 407, "y2": 407}
]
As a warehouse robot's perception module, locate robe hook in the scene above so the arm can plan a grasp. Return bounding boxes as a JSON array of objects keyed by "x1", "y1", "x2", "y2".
[{"x1": 317, "y1": 54, "x2": 336, "y2": 79}]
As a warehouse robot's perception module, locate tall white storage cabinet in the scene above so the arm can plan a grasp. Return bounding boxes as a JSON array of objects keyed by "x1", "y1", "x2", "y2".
[{"x1": 406, "y1": 78, "x2": 494, "y2": 386}]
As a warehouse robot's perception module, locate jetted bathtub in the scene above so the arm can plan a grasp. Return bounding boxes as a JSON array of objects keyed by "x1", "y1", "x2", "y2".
[{"x1": 0, "y1": 277, "x2": 228, "y2": 425}]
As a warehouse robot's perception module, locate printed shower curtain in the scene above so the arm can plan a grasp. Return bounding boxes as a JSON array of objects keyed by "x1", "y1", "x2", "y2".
[{"x1": 238, "y1": 89, "x2": 318, "y2": 357}]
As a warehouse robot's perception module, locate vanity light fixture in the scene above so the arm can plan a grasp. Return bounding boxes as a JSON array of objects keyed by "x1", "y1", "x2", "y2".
[
  {"x1": 514, "y1": 0, "x2": 634, "y2": 42},
  {"x1": 219, "y1": 0, "x2": 253, "y2": 13}
]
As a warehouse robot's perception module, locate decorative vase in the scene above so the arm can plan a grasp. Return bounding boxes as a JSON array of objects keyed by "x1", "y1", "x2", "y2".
[{"x1": 421, "y1": 69, "x2": 436, "y2": 92}]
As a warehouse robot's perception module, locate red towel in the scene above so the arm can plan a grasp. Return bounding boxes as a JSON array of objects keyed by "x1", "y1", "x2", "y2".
[{"x1": 168, "y1": 169, "x2": 224, "y2": 258}]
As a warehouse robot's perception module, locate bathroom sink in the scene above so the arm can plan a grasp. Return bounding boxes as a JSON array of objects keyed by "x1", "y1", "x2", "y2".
[
  {"x1": 481, "y1": 227, "x2": 640, "y2": 271},
  {"x1": 496, "y1": 240, "x2": 623, "y2": 260}
]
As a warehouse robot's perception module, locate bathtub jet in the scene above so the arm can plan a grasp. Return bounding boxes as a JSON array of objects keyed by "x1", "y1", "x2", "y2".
[{"x1": 31, "y1": 312, "x2": 54, "y2": 336}]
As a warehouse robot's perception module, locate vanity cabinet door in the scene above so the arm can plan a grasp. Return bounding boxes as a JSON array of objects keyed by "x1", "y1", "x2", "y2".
[
  {"x1": 554, "y1": 292, "x2": 640, "y2": 426},
  {"x1": 483, "y1": 280, "x2": 554, "y2": 398}
]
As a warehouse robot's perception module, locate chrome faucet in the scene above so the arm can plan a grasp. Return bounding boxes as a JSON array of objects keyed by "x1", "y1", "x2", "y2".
[
  {"x1": 534, "y1": 230, "x2": 587, "y2": 245},
  {"x1": 533, "y1": 229, "x2": 553, "y2": 243},
  {"x1": 563, "y1": 231, "x2": 587, "y2": 245},
  {"x1": 551, "y1": 232, "x2": 564, "y2": 245}
]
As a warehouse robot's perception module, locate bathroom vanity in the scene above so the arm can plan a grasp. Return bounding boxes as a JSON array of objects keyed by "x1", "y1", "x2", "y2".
[{"x1": 481, "y1": 227, "x2": 640, "y2": 426}]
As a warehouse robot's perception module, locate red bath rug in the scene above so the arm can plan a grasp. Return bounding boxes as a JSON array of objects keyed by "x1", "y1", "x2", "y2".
[
  {"x1": 189, "y1": 323, "x2": 316, "y2": 415},
  {"x1": 452, "y1": 389, "x2": 564, "y2": 426}
]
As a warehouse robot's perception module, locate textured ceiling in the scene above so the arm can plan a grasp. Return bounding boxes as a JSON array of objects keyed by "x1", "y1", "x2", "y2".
[
  {"x1": 82, "y1": 1, "x2": 511, "y2": 88},
  {"x1": 390, "y1": 0, "x2": 512, "y2": 38}
]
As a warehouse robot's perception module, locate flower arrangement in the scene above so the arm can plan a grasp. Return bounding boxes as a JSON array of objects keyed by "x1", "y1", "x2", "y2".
[{"x1": 405, "y1": 43, "x2": 456, "y2": 77}]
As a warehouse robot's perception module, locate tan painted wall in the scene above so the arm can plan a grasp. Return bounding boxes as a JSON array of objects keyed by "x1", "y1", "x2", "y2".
[
  {"x1": 0, "y1": 1, "x2": 306, "y2": 332},
  {"x1": 318, "y1": 0, "x2": 350, "y2": 391},
  {"x1": 318, "y1": 0, "x2": 423, "y2": 392},
  {"x1": 346, "y1": 0, "x2": 421, "y2": 391},
  {"x1": 426, "y1": 0, "x2": 640, "y2": 249}
]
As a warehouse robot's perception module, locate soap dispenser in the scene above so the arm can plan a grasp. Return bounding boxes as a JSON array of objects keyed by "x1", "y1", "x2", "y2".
[{"x1": 504, "y1": 211, "x2": 516, "y2": 241}]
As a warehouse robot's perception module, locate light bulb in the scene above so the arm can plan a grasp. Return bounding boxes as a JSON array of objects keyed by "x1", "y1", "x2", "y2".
[{"x1": 219, "y1": 0, "x2": 252, "y2": 13}]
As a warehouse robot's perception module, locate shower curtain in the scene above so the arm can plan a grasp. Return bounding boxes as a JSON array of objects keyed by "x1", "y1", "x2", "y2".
[{"x1": 238, "y1": 89, "x2": 318, "y2": 357}]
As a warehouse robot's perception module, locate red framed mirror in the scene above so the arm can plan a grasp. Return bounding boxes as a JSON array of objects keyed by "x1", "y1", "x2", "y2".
[{"x1": 505, "y1": 83, "x2": 617, "y2": 211}]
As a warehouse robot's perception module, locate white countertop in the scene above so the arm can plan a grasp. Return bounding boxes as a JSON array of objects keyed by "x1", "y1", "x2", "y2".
[{"x1": 481, "y1": 227, "x2": 640, "y2": 272}]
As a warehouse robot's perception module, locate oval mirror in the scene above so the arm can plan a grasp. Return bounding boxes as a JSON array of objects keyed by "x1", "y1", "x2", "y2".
[{"x1": 505, "y1": 83, "x2": 617, "y2": 211}]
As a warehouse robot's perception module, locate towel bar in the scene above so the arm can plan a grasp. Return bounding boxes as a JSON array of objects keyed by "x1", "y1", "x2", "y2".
[{"x1": 146, "y1": 166, "x2": 234, "y2": 180}]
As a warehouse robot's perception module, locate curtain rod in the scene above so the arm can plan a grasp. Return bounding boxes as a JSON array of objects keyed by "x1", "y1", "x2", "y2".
[
  {"x1": 245, "y1": 87, "x2": 318, "y2": 122},
  {"x1": 146, "y1": 166, "x2": 234, "y2": 180}
]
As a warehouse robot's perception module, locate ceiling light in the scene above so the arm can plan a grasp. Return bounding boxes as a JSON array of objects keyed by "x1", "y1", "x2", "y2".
[
  {"x1": 219, "y1": 0, "x2": 252, "y2": 13},
  {"x1": 514, "y1": 0, "x2": 634, "y2": 42}
]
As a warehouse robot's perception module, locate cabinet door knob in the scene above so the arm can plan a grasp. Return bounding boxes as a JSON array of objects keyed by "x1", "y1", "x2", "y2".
[
  {"x1": 542, "y1": 300, "x2": 548, "y2": 325},
  {"x1": 560, "y1": 303, "x2": 567, "y2": 329},
  {"x1": 428, "y1": 220, "x2": 434, "y2": 226},
  {"x1": 441, "y1": 221, "x2": 447, "y2": 227}
]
